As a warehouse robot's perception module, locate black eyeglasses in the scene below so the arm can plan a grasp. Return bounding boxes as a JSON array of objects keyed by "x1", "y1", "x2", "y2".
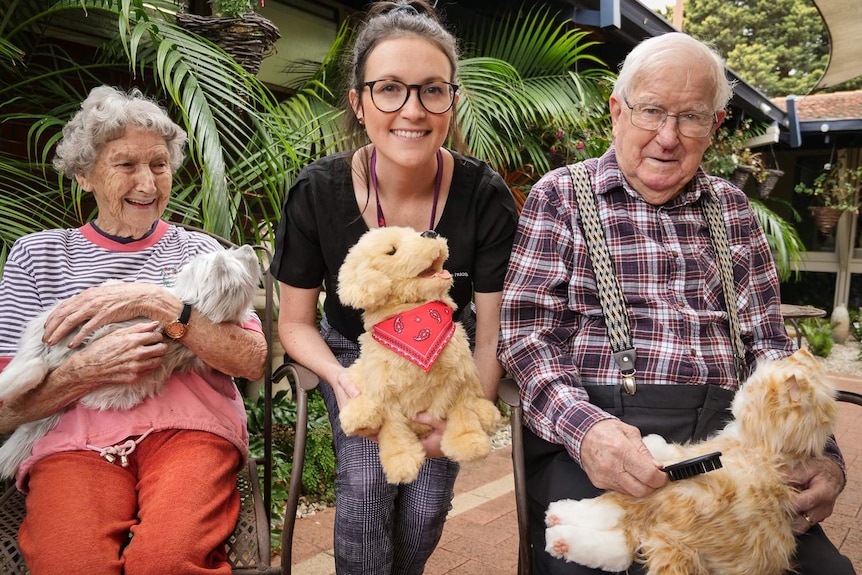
[
  {"x1": 364, "y1": 79, "x2": 459, "y2": 114},
  {"x1": 623, "y1": 97, "x2": 717, "y2": 138}
]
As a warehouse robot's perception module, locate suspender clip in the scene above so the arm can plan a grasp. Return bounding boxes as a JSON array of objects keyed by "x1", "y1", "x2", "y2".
[{"x1": 613, "y1": 348, "x2": 638, "y2": 395}]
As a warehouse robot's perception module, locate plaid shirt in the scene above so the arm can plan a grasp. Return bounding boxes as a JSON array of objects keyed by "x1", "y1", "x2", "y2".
[{"x1": 499, "y1": 145, "x2": 801, "y2": 465}]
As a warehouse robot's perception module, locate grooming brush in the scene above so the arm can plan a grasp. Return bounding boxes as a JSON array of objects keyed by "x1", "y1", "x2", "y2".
[{"x1": 663, "y1": 451, "x2": 723, "y2": 481}]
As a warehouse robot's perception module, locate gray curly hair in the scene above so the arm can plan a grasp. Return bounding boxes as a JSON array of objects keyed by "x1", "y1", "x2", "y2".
[{"x1": 53, "y1": 86, "x2": 187, "y2": 178}]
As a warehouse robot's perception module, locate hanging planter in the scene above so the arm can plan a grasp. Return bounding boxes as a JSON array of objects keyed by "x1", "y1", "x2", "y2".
[
  {"x1": 729, "y1": 164, "x2": 755, "y2": 189},
  {"x1": 757, "y1": 168, "x2": 784, "y2": 198},
  {"x1": 796, "y1": 163, "x2": 862, "y2": 235},
  {"x1": 175, "y1": 12, "x2": 280, "y2": 76},
  {"x1": 809, "y1": 206, "x2": 843, "y2": 236}
]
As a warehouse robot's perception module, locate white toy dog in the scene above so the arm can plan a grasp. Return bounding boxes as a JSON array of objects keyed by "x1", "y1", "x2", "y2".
[
  {"x1": 0, "y1": 245, "x2": 261, "y2": 478},
  {"x1": 337, "y1": 226, "x2": 501, "y2": 484}
]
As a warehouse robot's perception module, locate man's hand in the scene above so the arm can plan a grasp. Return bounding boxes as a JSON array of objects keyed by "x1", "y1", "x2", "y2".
[
  {"x1": 580, "y1": 419, "x2": 669, "y2": 497},
  {"x1": 786, "y1": 456, "x2": 844, "y2": 534}
]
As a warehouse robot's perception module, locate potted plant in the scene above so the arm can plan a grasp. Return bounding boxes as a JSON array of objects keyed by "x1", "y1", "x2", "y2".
[
  {"x1": 175, "y1": 0, "x2": 280, "y2": 75},
  {"x1": 795, "y1": 163, "x2": 862, "y2": 235},
  {"x1": 703, "y1": 120, "x2": 783, "y2": 196}
]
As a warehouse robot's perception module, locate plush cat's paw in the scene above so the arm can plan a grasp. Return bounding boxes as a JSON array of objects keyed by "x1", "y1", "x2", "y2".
[
  {"x1": 545, "y1": 524, "x2": 632, "y2": 571},
  {"x1": 547, "y1": 497, "x2": 625, "y2": 530}
]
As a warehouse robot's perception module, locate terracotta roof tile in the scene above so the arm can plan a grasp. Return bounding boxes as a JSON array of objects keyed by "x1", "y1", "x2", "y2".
[{"x1": 770, "y1": 89, "x2": 862, "y2": 121}]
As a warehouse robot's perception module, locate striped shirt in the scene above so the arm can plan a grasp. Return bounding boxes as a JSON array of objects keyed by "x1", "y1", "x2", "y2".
[{"x1": 499, "y1": 146, "x2": 799, "y2": 465}]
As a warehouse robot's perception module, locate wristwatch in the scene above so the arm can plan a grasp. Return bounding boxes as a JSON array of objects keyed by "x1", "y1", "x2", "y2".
[{"x1": 164, "y1": 302, "x2": 192, "y2": 340}]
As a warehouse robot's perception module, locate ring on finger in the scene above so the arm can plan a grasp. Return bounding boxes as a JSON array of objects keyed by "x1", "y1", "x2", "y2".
[{"x1": 802, "y1": 512, "x2": 815, "y2": 527}]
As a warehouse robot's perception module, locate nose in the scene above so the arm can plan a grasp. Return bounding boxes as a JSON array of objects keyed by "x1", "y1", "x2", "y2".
[
  {"x1": 421, "y1": 230, "x2": 439, "y2": 239},
  {"x1": 135, "y1": 166, "x2": 157, "y2": 191}
]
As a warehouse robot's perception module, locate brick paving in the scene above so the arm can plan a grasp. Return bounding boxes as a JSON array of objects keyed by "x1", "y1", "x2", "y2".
[{"x1": 289, "y1": 373, "x2": 862, "y2": 575}]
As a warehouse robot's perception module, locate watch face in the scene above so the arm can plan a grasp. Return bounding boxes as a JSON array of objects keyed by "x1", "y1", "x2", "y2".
[{"x1": 164, "y1": 321, "x2": 187, "y2": 340}]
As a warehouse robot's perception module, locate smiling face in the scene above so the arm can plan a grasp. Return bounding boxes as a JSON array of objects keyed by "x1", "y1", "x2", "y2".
[
  {"x1": 349, "y1": 36, "x2": 456, "y2": 172},
  {"x1": 610, "y1": 56, "x2": 726, "y2": 205},
  {"x1": 75, "y1": 125, "x2": 172, "y2": 238}
]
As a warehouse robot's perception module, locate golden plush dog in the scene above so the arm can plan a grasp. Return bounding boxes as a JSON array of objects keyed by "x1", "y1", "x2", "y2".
[{"x1": 337, "y1": 226, "x2": 500, "y2": 484}]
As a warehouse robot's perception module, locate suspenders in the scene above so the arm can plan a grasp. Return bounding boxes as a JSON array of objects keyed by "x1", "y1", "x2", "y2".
[{"x1": 567, "y1": 162, "x2": 745, "y2": 394}]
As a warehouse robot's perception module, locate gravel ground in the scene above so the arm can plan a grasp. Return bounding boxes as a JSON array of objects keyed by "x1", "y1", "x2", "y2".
[{"x1": 811, "y1": 340, "x2": 862, "y2": 377}]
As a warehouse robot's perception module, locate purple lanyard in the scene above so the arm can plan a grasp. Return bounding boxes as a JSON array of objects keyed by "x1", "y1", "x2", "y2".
[{"x1": 370, "y1": 147, "x2": 443, "y2": 230}]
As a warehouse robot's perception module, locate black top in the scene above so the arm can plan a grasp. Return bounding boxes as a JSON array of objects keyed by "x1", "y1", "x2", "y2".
[{"x1": 271, "y1": 150, "x2": 519, "y2": 341}]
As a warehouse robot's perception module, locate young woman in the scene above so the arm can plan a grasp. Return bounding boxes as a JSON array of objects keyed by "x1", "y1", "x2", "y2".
[{"x1": 270, "y1": 1, "x2": 518, "y2": 573}]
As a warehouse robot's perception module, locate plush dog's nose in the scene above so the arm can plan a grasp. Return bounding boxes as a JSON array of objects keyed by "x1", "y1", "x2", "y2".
[{"x1": 421, "y1": 230, "x2": 439, "y2": 239}]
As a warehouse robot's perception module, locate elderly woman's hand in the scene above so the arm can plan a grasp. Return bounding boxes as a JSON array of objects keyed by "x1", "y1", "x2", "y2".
[
  {"x1": 42, "y1": 282, "x2": 168, "y2": 348},
  {"x1": 57, "y1": 321, "x2": 168, "y2": 388}
]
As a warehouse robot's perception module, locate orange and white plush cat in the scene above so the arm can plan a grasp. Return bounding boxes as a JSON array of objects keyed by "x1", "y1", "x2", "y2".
[{"x1": 545, "y1": 349, "x2": 837, "y2": 575}]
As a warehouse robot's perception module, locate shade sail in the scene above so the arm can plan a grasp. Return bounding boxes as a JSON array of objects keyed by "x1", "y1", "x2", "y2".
[{"x1": 812, "y1": 0, "x2": 862, "y2": 91}]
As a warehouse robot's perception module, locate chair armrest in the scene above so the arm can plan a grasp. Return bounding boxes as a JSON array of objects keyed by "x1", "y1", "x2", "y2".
[
  {"x1": 497, "y1": 377, "x2": 520, "y2": 408},
  {"x1": 837, "y1": 390, "x2": 862, "y2": 407}
]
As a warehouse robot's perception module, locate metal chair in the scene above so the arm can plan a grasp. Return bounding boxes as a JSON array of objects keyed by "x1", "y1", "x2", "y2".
[{"x1": 0, "y1": 223, "x2": 285, "y2": 574}]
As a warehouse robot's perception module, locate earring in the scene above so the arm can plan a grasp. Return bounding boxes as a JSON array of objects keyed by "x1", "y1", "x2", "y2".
[{"x1": 358, "y1": 117, "x2": 365, "y2": 125}]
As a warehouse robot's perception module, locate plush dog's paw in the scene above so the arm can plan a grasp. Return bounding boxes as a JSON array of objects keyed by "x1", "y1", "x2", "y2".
[
  {"x1": 545, "y1": 524, "x2": 632, "y2": 571},
  {"x1": 380, "y1": 449, "x2": 426, "y2": 484},
  {"x1": 471, "y1": 398, "x2": 502, "y2": 434},
  {"x1": 339, "y1": 397, "x2": 382, "y2": 436},
  {"x1": 440, "y1": 426, "x2": 492, "y2": 462}
]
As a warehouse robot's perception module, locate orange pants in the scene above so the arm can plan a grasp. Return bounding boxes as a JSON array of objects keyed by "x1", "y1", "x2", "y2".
[{"x1": 18, "y1": 429, "x2": 242, "y2": 575}]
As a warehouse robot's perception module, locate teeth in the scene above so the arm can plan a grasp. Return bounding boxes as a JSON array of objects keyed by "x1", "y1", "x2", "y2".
[{"x1": 392, "y1": 130, "x2": 425, "y2": 139}]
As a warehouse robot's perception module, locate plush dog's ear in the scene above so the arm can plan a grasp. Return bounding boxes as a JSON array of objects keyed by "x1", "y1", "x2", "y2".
[{"x1": 337, "y1": 258, "x2": 393, "y2": 310}]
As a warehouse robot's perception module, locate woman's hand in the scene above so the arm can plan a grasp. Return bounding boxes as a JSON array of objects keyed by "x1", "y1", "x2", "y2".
[
  {"x1": 58, "y1": 321, "x2": 168, "y2": 387},
  {"x1": 413, "y1": 411, "x2": 447, "y2": 458},
  {"x1": 43, "y1": 282, "x2": 164, "y2": 348},
  {"x1": 0, "y1": 321, "x2": 167, "y2": 433}
]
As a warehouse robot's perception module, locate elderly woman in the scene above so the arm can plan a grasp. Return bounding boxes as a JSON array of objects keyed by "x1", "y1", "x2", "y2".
[{"x1": 0, "y1": 85, "x2": 267, "y2": 574}]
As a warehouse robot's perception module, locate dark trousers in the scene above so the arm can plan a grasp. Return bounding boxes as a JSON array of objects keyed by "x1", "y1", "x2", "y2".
[{"x1": 524, "y1": 384, "x2": 856, "y2": 575}]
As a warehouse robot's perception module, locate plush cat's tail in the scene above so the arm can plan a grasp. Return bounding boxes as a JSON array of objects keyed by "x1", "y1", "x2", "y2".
[{"x1": 0, "y1": 414, "x2": 60, "y2": 479}]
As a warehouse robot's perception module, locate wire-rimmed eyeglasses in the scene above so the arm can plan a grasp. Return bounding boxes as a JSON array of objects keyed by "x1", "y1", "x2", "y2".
[
  {"x1": 364, "y1": 79, "x2": 459, "y2": 114},
  {"x1": 623, "y1": 97, "x2": 717, "y2": 138}
]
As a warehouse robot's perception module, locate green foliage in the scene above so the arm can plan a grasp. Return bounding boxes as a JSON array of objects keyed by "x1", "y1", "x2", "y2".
[
  {"x1": 0, "y1": 0, "x2": 341, "y2": 265},
  {"x1": 677, "y1": 0, "x2": 832, "y2": 96},
  {"x1": 455, "y1": 4, "x2": 614, "y2": 176},
  {"x1": 208, "y1": 0, "x2": 259, "y2": 18},
  {"x1": 850, "y1": 308, "x2": 862, "y2": 342},
  {"x1": 749, "y1": 198, "x2": 803, "y2": 282},
  {"x1": 798, "y1": 318, "x2": 835, "y2": 358}
]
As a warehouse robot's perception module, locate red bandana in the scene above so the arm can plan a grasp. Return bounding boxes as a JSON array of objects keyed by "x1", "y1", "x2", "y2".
[{"x1": 372, "y1": 301, "x2": 455, "y2": 372}]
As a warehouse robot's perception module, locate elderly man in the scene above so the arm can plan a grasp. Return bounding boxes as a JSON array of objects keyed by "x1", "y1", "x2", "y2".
[{"x1": 499, "y1": 32, "x2": 854, "y2": 575}]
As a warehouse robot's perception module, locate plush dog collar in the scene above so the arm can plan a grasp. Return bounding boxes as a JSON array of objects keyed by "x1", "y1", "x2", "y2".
[{"x1": 372, "y1": 301, "x2": 455, "y2": 372}]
